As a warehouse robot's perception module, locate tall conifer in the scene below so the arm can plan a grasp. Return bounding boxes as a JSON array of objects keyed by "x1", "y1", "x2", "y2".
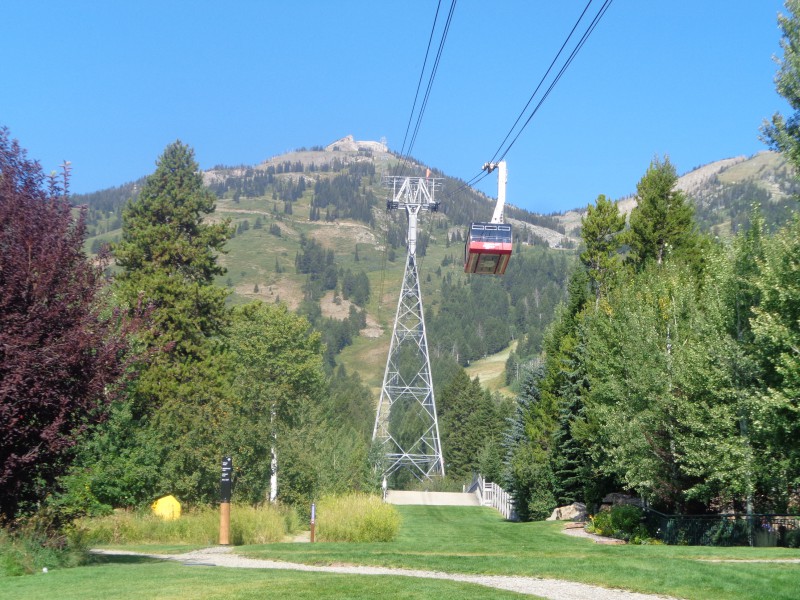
[
  {"x1": 87, "y1": 141, "x2": 234, "y2": 504},
  {"x1": 627, "y1": 156, "x2": 697, "y2": 268}
]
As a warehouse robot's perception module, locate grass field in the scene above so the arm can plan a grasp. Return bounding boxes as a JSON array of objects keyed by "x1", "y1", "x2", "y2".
[
  {"x1": 240, "y1": 506, "x2": 800, "y2": 600},
  {"x1": 0, "y1": 556, "x2": 533, "y2": 600},
  {"x1": 465, "y1": 341, "x2": 516, "y2": 395},
  {"x1": 4, "y1": 505, "x2": 799, "y2": 599}
]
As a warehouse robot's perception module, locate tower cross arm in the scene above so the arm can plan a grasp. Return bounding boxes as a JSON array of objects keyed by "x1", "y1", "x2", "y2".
[{"x1": 383, "y1": 175, "x2": 442, "y2": 212}]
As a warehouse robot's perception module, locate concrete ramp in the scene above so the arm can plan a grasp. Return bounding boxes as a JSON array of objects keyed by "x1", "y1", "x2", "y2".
[{"x1": 386, "y1": 490, "x2": 480, "y2": 506}]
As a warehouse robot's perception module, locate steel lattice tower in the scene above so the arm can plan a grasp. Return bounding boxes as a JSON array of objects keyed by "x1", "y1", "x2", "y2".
[{"x1": 373, "y1": 175, "x2": 445, "y2": 480}]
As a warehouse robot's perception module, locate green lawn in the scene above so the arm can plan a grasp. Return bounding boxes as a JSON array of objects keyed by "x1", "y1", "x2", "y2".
[
  {"x1": 5, "y1": 506, "x2": 799, "y2": 600},
  {"x1": 240, "y1": 506, "x2": 800, "y2": 600},
  {"x1": 0, "y1": 555, "x2": 536, "y2": 600}
]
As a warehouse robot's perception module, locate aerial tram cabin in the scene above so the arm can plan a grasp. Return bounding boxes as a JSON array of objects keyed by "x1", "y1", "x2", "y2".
[
  {"x1": 464, "y1": 222, "x2": 512, "y2": 275},
  {"x1": 464, "y1": 161, "x2": 512, "y2": 276}
]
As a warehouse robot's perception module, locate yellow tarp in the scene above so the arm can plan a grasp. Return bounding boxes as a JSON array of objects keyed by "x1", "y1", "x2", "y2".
[{"x1": 151, "y1": 495, "x2": 181, "y2": 521}]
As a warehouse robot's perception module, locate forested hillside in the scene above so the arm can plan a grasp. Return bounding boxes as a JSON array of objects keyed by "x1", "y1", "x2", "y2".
[
  {"x1": 73, "y1": 141, "x2": 578, "y2": 389},
  {"x1": 72, "y1": 140, "x2": 798, "y2": 397}
]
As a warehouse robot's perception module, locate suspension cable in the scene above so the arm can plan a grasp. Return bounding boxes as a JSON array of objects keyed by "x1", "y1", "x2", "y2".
[
  {"x1": 396, "y1": 0, "x2": 444, "y2": 169},
  {"x1": 487, "y1": 0, "x2": 596, "y2": 165},
  {"x1": 440, "y1": 0, "x2": 614, "y2": 209},
  {"x1": 395, "y1": 0, "x2": 458, "y2": 177},
  {"x1": 494, "y1": 0, "x2": 615, "y2": 163}
]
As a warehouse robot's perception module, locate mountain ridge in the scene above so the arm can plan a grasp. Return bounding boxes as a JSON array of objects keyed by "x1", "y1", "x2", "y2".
[{"x1": 77, "y1": 136, "x2": 797, "y2": 253}]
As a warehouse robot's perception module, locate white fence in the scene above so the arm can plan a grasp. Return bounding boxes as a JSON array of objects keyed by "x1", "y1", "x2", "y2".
[{"x1": 468, "y1": 474, "x2": 516, "y2": 521}]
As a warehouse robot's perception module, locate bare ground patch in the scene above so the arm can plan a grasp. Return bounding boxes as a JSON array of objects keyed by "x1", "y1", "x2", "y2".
[
  {"x1": 320, "y1": 291, "x2": 383, "y2": 338},
  {"x1": 236, "y1": 277, "x2": 304, "y2": 310},
  {"x1": 310, "y1": 220, "x2": 378, "y2": 248}
]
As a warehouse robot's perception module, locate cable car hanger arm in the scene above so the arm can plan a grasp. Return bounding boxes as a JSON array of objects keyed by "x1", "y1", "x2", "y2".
[{"x1": 482, "y1": 161, "x2": 507, "y2": 224}]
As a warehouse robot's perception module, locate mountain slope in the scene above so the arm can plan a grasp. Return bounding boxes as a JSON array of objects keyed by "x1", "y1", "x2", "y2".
[
  {"x1": 72, "y1": 140, "x2": 798, "y2": 390},
  {"x1": 555, "y1": 151, "x2": 797, "y2": 237}
]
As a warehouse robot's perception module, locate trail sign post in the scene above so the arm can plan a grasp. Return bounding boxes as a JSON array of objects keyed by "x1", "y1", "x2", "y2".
[
  {"x1": 219, "y1": 456, "x2": 232, "y2": 545},
  {"x1": 310, "y1": 502, "x2": 316, "y2": 543}
]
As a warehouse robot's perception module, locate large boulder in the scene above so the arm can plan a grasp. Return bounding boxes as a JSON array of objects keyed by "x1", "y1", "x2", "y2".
[{"x1": 547, "y1": 502, "x2": 587, "y2": 522}]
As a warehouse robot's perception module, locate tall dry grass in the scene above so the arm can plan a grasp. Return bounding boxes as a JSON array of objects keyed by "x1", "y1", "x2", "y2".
[
  {"x1": 78, "y1": 504, "x2": 299, "y2": 546},
  {"x1": 316, "y1": 493, "x2": 400, "y2": 542}
]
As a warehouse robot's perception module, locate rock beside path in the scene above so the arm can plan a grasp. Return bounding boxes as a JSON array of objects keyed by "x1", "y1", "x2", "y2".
[{"x1": 547, "y1": 502, "x2": 587, "y2": 522}]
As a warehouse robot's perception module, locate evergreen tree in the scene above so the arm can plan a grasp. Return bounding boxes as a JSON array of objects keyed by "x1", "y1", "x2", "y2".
[
  {"x1": 580, "y1": 194, "x2": 626, "y2": 306},
  {"x1": 762, "y1": 0, "x2": 800, "y2": 170},
  {"x1": 114, "y1": 141, "x2": 230, "y2": 359},
  {"x1": 548, "y1": 335, "x2": 588, "y2": 506},
  {"x1": 88, "y1": 141, "x2": 233, "y2": 505},
  {"x1": 325, "y1": 365, "x2": 375, "y2": 442},
  {"x1": 627, "y1": 156, "x2": 697, "y2": 268},
  {"x1": 438, "y1": 370, "x2": 506, "y2": 480},
  {"x1": 503, "y1": 364, "x2": 557, "y2": 521}
]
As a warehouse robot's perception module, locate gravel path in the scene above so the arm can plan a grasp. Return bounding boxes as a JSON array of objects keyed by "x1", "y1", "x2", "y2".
[
  {"x1": 91, "y1": 547, "x2": 680, "y2": 600},
  {"x1": 560, "y1": 525, "x2": 626, "y2": 544}
]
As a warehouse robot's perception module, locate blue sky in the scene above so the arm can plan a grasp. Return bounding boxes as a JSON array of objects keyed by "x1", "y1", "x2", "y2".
[{"x1": 2, "y1": 1, "x2": 791, "y2": 214}]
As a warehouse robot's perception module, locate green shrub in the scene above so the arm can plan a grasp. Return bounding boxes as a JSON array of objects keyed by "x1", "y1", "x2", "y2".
[
  {"x1": 527, "y1": 487, "x2": 557, "y2": 522},
  {"x1": 628, "y1": 525, "x2": 655, "y2": 545},
  {"x1": 785, "y1": 528, "x2": 800, "y2": 548},
  {"x1": 316, "y1": 493, "x2": 400, "y2": 542},
  {"x1": 1, "y1": 518, "x2": 88, "y2": 577},
  {"x1": 610, "y1": 505, "x2": 643, "y2": 540},
  {"x1": 587, "y1": 506, "x2": 645, "y2": 542},
  {"x1": 588, "y1": 511, "x2": 613, "y2": 536},
  {"x1": 46, "y1": 468, "x2": 115, "y2": 521},
  {"x1": 699, "y1": 519, "x2": 750, "y2": 547}
]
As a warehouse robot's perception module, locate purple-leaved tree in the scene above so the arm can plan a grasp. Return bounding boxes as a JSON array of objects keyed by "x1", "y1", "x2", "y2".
[{"x1": 0, "y1": 128, "x2": 134, "y2": 519}]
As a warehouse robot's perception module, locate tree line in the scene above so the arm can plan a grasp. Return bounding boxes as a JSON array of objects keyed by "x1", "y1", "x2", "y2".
[
  {"x1": 503, "y1": 153, "x2": 799, "y2": 519},
  {"x1": 0, "y1": 136, "x2": 382, "y2": 523}
]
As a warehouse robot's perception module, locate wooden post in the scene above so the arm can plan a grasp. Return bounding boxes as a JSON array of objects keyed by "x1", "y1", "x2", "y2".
[{"x1": 219, "y1": 501, "x2": 231, "y2": 545}]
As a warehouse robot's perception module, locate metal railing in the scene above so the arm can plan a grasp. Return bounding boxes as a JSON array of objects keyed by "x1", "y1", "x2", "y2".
[
  {"x1": 468, "y1": 474, "x2": 517, "y2": 521},
  {"x1": 643, "y1": 509, "x2": 800, "y2": 547}
]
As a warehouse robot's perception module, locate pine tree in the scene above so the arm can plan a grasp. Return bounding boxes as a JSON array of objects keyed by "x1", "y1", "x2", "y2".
[
  {"x1": 627, "y1": 156, "x2": 697, "y2": 268},
  {"x1": 86, "y1": 141, "x2": 234, "y2": 504},
  {"x1": 580, "y1": 194, "x2": 626, "y2": 305},
  {"x1": 114, "y1": 141, "x2": 231, "y2": 359},
  {"x1": 502, "y1": 363, "x2": 557, "y2": 521},
  {"x1": 762, "y1": 0, "x2": 800, "y2": 170},
  {"x1": 438, "y1": 370, "x2": 505, "y2": 480}
]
